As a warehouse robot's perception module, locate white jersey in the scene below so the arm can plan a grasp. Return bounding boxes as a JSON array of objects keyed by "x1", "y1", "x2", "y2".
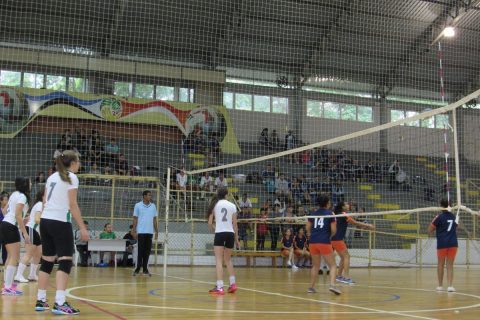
[
  {"x1": 42, "y1": 171, "x2": 79, "y2": 223},
  {"x1": 27, "y1": 201, "x2": 43, "y2": 230},
  {"x1": 3, "y1": 191, "x2": 29, "y2": 226},
  {"x1": 214, "y1": 199, "x2": 237, "y2": 233}
]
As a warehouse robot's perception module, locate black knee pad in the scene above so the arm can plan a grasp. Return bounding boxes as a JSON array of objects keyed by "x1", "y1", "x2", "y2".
[
  {"x1": 39, "y1": 259, "x2": 54, "y2": 274},
  {"x1": 58, "y1": 259, "x2": 73, "y2": 275}
]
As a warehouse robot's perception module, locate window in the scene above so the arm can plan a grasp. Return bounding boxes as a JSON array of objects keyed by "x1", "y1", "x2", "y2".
[
  {"x1": 179, "y1": 88, "x2": 194, "y2": 102},
  {"x1": 68, "y1": 77, "x2": 86, "y2": 93},
  {"x1": 235, "y1": 93, "x2": 253, "y2": 111},
  {"x1": 323, "y1": 102, "x2": 340, "y2": 119},
  {"x1": 421, "y1": 117, "x2": 435, "y2": 128},
  {"x1": 0, "y1": 70, "x2": 21, "y2": 86},
  {"x1": 272, "y1": 97, "x2": 288, "y2": 114},
  {"x1": 435, "y1": 114, "x2": 449, "y2": 129},
  {"x1": 23, "y1": 73, "x2": 45, "y2": 89},
  {"x1": 391, "y1": 110, "x2": 405, "y2": 122},
  {"x1": 114, "y1": 82, "x2": 131, "y2": 97},
  {"x1": 254, "y1": 95, "x2": 270, "y2": 112},
  {"x1": 46, "y1": 75, "x2": 66, "y2": 91},
  {"x1": 156, "y1": 86, "x2": 174, "y2": 101},
  {"x1": 223, "y1": 92, "x2": 233, "y2": 109},
  {"x1": 405, "y1": 111, "x2": 420, "y2": 127},
  {"x1": 340, "y1": 104, "x2": 356, "y2": 121},
  {"x1": 357, "y1": 106, "x2": 373, "y2": 122},
  {"x1": 135, "y1": 83, "x2": 154, "y2": 99},
  {"x1": 307, "y1": 100, "x2": 322, "y2": 117}
]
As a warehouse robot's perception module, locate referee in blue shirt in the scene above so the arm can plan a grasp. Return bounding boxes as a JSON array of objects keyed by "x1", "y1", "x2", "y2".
[{"x1": 132, "y1": 190, "x2": 158, "y2": 276}]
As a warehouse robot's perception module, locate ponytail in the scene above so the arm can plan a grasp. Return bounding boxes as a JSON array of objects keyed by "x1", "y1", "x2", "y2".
[
  {"x1": 206, "y1": 187, "x2": 229, "y2": 218},
  {"x1": 55, "y1": 150, "x2": 79, "y2": 184}
]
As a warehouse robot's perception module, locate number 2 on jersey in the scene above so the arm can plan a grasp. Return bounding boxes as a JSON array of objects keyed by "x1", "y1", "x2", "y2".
[
  {"x1": 221, "y1": 208, "x2": 228, "y2": 222},
  {"x1": 314, "y1": 217, "x2": 324, "y2": 229},
  {"x1": 47, "y1": 182, "x2": 57, "y2": 201}
]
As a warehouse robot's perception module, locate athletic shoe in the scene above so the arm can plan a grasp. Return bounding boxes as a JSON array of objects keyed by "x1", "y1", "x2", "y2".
[
  {"x1": 342, "y1": 278, "x2": 355, "y2": 285},
  {"x1": 28, "y1": 275, "x2": 38, "y2": 282},
  {"x1": 291, "y1": 264, "x2": 299, "y2": 270},
  {"x1": 287, "y1": 260, "x2": 292, "y2": 267},
  {"x1": 447, "y1": 287, "x2": 456, "y2": 292},
  {"x1": 318, "y1": 269, "x2": 323, "y2": 275},
  {"x1": 336, "y1": 276, "x2": 345, "y2": 283},
  {"x1": 35, "y1": 300, "x2": 50, "y2": 311},
  {"x1": 208, "y1": 287, "x2": 225, "y2": 295},
  {"x1": 1, "y1": 286, "x2": 23, "y2": 296},
  {"x1": 307, "y1": 287, "x2": 317, "y2": 293},
  {"x1": 227, "y1": 284, "x2": 238, "y2": 293},
  {"x1": 329, "y1": 285, "x2": 342, "y2": 295},
  {"x1": 51, "y1": 302, "x2": 80, "y2": 315},
  {"x1": 436, "y1": 286, "x2": 443, "y2": 292},
  {"x1": 14, "y1": 275, "x2": 29, "y2": 283},
  {"x1": 132, "y1": 270, "x2": 140, "y2": 276}
]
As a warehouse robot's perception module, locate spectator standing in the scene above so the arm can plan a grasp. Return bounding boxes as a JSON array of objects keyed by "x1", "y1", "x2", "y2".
[
  {"x1": 388, "y1": 160, "x2": 400, "y2": 190},
  {"x1": 275, "y1": 174, "x2": 291, "y2": 202},
  {"x1": 259, "y1": 128, "x2": 270, "y2": 147},
  {"x1": 285, "y1": 130, "x2": 297, "y2": 163},
  {"x1": 105, "y1": 138, "x2": 120, "y2": 165}
]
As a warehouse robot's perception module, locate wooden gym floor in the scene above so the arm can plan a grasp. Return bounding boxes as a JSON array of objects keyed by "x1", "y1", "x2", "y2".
[{"x1": 1, "y1": 266, "x2": 479, "y2": 319}]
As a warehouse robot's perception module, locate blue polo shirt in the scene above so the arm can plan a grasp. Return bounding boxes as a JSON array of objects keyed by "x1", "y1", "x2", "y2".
[{"x1": 133, "y1": 201, "x2": 158, "y2": 234}]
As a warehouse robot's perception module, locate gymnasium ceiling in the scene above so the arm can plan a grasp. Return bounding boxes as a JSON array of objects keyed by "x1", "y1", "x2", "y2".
[{"x1": 0, "y1": 0, "x2": 479, "y2": 97}]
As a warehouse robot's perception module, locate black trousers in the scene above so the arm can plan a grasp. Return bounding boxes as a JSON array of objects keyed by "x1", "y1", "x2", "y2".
[
  {"x1": 76, "y1": 244, "x2": 89, "y2": 266},
  {"x1": 136, "y1": 234, "x2": 153, "y2": 272}
]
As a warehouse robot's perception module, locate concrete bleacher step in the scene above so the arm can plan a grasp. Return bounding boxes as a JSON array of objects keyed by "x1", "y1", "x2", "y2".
[
  {"x1": 367, "y1": 194, "x2": 381, "y2": 200},
  {"x1": 358, "y1": 184, "x2": 373, "y2": 191},
  {"x1": 393, "y1": 223, "x2": 420, "y2": 231},
  {"x1": 192, "y1": 160, "x2": 205, "y2": 168},
  {"x1": 188, "y1": 153, "x2": 205, "y2": 159},
  {"x1": 252, "y1": 208, "x2": 261, "y2": 214},
  {"x1": 374, "y1": 203, "x2": 400, "y2": 210},
  {"x1": 467, "y1": 190, "x2": 479, "y2": 197},
  {"x1": 425, "y1": 163, "x2": 437, "y2": 169},
  {"x1": 416, "y1": 157, "x2": 427, "y2": 162},
  {"x1": 434, "y1": 170, "x2": 446, "y2": 175},
  {"x1": 384, "y1": 214, "x2": 408, "y2": 220}
]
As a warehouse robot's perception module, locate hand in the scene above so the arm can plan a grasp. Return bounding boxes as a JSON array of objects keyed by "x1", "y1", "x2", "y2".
[
  {"x1": 208, "y1": 224, "x2": 215, "y2": 233},
  {"x1": 236, "y1": 239, "x2": 241, "y2": 250},
  {"x1": 23, "y1": 232, "x2": 31, "y2": 245},
  {"x1": 80, "y1": 228, "x2": 90, "y2": 241}
]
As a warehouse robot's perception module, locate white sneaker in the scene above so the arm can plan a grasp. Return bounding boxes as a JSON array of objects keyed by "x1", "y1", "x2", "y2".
[
  {"x1": 287, "y1": 260, "x2": 292, "y2": 267},
  {"x1": 436, "y1": 286, "x2": 443, "y2": 291},
  {"x1": 14, "y1": 276, "x2": 28, "y2": 283},
  {"x1": 292, "y1": 264, "x2": 299, "y2": 270},
  {"x1": 447, "y1": 287, "x2": 456, "y2": 292},
  {"x1": 28, "y1": 275, "x2": 38, "y2": 282}
]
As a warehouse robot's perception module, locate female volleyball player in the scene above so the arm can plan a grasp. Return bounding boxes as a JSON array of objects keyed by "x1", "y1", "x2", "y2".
[
  {"x1": 428, "y1": 199, "x2": 458, "y2": 292},
  {"x1": 332, "y1": 201, "x2": 374, "y2": 284},
  {"x1": 15, "y1": 188, "x2": 44, "y2": 283},
  {"x1": 306, "y1": 194, "x2": 341, "y2": 295},
  {"x1": 207, "y1": 187, "x2": 240, "y2": 295},
  {"x1": 280, "y1": 228, "x2": 297, "y2": 269},
  {"x1": 35, "y1": 151, "x2": 89, "y2": 314},
  {"x1": 0, "y1": 177, "x2": 31, "y2": 295},
  {"x1": 294, "y1": 227, "x2": 310, "y2": 267}
]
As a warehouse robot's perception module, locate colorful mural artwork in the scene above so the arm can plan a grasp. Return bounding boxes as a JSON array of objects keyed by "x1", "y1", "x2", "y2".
[{"x1": 0, "y1": 86, "x2": 240, "y2": 154}]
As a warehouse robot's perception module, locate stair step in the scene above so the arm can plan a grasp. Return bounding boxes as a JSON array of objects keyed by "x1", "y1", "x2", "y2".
[
  {"x1": 359, "y1": 184, "x2": 373, "y2": 191},
  {"x1": 425, "y1": 163, "x2": 437, "y2": 169},
  {"x1": 416, "y1": 157, "x2": 427, "y2": 162},
  {"x1": 188, "y1": 153, "x2": 205, "y2": 159},
  {"x1": 367, "y1": 194, "x2": 381, "y2": 200},
  {"x1": 374, "y1": 203, "x2": 400, "y2": 210}
]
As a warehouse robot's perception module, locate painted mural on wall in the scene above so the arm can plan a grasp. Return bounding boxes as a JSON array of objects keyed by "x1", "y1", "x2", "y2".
[{"x1": 0, "y1": 86, "x2": 240, "y2": 154}]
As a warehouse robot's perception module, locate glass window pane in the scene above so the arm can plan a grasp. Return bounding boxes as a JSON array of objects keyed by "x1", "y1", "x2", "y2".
[
  {"x1": 254, "y1": 95, "x2": 270, "y2": 112},
  {"x1": 405, "y1": 111, "x2": 420, "y2": 127},
  {"x1": 179, "y1": 88, "x2": 192, "y2": 102},
  {"x1": 272, "y1": 97, "x2": 288, "y2": 114},
  {"x1": 391, "y1": 110, "x2": 405, "y2": 122},
  {"x1": 46, "y1": 75, "x2": 66, "y2": 91},
  {"x1": 114, "y1": 82, "x2": 131, "y2": 97},
  {"x1": 323, "y1": 102, "x2": 340, "y2": 119},
  {"x1": 157, "y1": 86, "x2": 174, "y2": 101},
  {"x1": 340, "y1": 104, "x2": 356, "y2": 121},
  {"x1": 135, "y1": 83, "x2": 154, "y2": 99},
  {"x1": 68, "y1": 77, "x2": 85, "y2": 92},
  {"x1": 235, "y1": 93, "x2": 252, "y2": 111},
  {"x1": 0, "y1": 70, "x2": 21, "y2": 86},
  {"x1": 189, "y1": 88, "x2": 195, "y2": 102},
  {"x1": 23, "y1": 73, "x2": 45, "y2": 89},
  {"x1": 223, "y1": 92, "x2": 233, "y2": 109},
  {"x1": 421, "y1": 117, "x2": 435, "y2": 128},
  {"x1": 357, "y1": 106, "x2": 373, "y2": 122},
  {"x1": 306, "y1": 100, "x2": 322, "y2": 117},
  {"x1": 435, "y1": 114, "x2": 450, "y2": 129}
]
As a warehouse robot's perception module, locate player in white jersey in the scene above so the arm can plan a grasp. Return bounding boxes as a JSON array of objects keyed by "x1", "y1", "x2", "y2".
[
  {"x1": 207, "y1": 187, "x2": 240, "y2": 295},
  {"x1": 15, "y1": 188, "x2": 44, "y2": 283},
  {"x1": 35, "y1": 150, "x2": 89, "y2": 315},
  {"x1": 0, "y1": 177, "x2": 31, "y2": 296}
]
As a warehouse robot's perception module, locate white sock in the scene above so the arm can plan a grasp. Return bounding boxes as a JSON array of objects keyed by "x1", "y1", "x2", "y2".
[
  {"x1": 29, "y1": 264, "x2": 38, "y2": 278},
  {"x1": 16, "y1": 263, "x2": 27, "y2": 278},
  {"x1": 5, "y1": 265, "x2": 16, "y2": 288},
  {"x1": 229, "y1": 276, "x2": 236, "y2": 285},
  {"x1": 55, "y1": 290, "x2": 66, "y2": 305},
  {"x1": 37, "y1": 289, "x2": 47, "y2": 302},
  {"x1": 216, "y1": 280, "x2": 224, "y2": 290}
]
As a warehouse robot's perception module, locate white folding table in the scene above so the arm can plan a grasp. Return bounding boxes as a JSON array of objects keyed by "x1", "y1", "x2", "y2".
[{"x1": 88, "y1": 239, "x2": 127, "y2": 268}]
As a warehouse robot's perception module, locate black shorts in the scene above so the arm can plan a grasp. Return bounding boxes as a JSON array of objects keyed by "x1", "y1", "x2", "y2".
[
  {"x1": 214, "y1": 232, "x2": 235, "y2": 249},
  {"x1": 0, "y1": 221, "x2": 21, "y2": 245},
  {"x1": 25, "y1": 227, "x2": 41, "y2": 246},
  {"x1": 40, "y1": 218, "x2": 74, "y2": 257}
]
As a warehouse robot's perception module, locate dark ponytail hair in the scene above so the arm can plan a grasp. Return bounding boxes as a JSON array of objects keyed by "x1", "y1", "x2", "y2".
[
  {"x1": 15, "y1": 176, "x2": 31, "y2": 205},
  {"x1": 56, "y1": 150, "x2": 79, "y2": 184},
  {"x1": 334, "y1": 201, "x2": 346, "y2": 214},
  {"x1": 206, "y1": 187, "x2": 229, "y2": 218},
  {"x1": 29, "y1": 186, "x2": 45, "y2": 214}
]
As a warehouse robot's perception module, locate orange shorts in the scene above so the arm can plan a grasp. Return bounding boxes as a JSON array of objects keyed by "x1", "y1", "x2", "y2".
[
  {"x1": 281, "y1": 249, "x2": 290, "y2": 257},
  {"x1": 309, "y1": 243, "x2": 333, "y2": 256},
  {"x1": 331, "y1": 240, "x2": 348, "y2": 253},
  {"x1": 437, "y1": 247, "x2": 458, "y2": 260}
]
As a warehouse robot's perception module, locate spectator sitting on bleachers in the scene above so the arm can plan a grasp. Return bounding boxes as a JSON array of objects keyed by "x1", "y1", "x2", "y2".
[
  {"x1": 115, "y1": 153, "x2": 129, "y2": 175},
  {"x1": 238, "y1": 193, "x2": 253, "y2": 249},
  {"x1": 176, "y1": 169, "x2": 188, "y2": 193},
  {"x1": 275, "y1": 174, "x2": 292, "y2": 202},
  {"x1": 214, "y1": 172, "x2": 228, "y2": 190},
  {"x1": 262, "y1": 164, "x2": 275, "y2": 180},
  {"x1": 199, "y1": 172, "x2": 214, "y2": 198},
  {"x1": 365, "y1": 159, "x2": 375, "y2": 182},
  {"x1": 259, "y1": 128, "x2": 271, "y2": 147},
  {"x1": 105, "y1": 138, "x2": 120, "y2": 165},
  {"x1": 290, "y1": 177, "x2": 303, "y2": 205}
]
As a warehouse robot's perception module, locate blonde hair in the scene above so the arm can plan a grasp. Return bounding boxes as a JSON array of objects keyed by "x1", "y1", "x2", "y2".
[{"x1": 56, "y1": 150, "x2": 79, "y2": 184}]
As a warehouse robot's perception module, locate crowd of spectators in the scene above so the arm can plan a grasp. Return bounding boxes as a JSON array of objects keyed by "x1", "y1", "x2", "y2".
[{"x1": 183, "y1": 125, "x2": 222, "y2": 167}]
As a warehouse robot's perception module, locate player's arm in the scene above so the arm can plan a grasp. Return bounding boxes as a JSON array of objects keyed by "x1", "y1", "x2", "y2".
[
  {"x1": 153, "y1": 209, "x2": 159, "y2": 240},
  {"x1": 208, "y1": 211, "x2": 215, "y2": 232},
  {"x1": 15, "y1": 203, "x2": 28, "y2": 242},
  {"x1": 306, "y1": 221, "x2": 312, "y2": 237},
  {"x1": 330, "y1": 219, "x2": 337, "y2": 238},
  {"x1": 427, "y1": 216, "x2": 438, "y2": 236},
  {"x1": 232, "y1": 212, "x2": 240, "y2": 248},
  {"x1": 132, "y1": 204, "x2": 139, "y2": 239},
  {"x1": 348, "y1": 217, "x2": 375, "y2": 230}
]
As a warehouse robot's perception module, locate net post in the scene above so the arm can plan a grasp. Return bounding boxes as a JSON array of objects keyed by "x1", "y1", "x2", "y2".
[
  {"x1": 190, "y1": 219, "x2": 195, "y2": 266},
  {"x1": 110, "y1": 177, "x2": 116, "y2": 227},
  {"x1": 419, "y1": 238, "x2": 423, "y2": 268},
  {"x1": 452, "y1": 109, "x2": 462, "y2": 221},
  {"x1": 154, "y1": 179, "x2": 161, "y2": 266},
  {"x1": 466, "y1": 238, "x2": 470, "y2": 268},
  {"x1": 253, "y1": 221, "x2": 257, "y2": 252},
  {"x1": 368, "y1": 230, "x2": 372, "y2": 267},
  {"x1": 163, "y1": 167, "x2": 171, "y2": 278}
]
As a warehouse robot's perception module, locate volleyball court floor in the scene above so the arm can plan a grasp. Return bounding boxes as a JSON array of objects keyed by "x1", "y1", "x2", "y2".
[{"x1": 1, "y1": 266, "x2": 479, "y2": 319}]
